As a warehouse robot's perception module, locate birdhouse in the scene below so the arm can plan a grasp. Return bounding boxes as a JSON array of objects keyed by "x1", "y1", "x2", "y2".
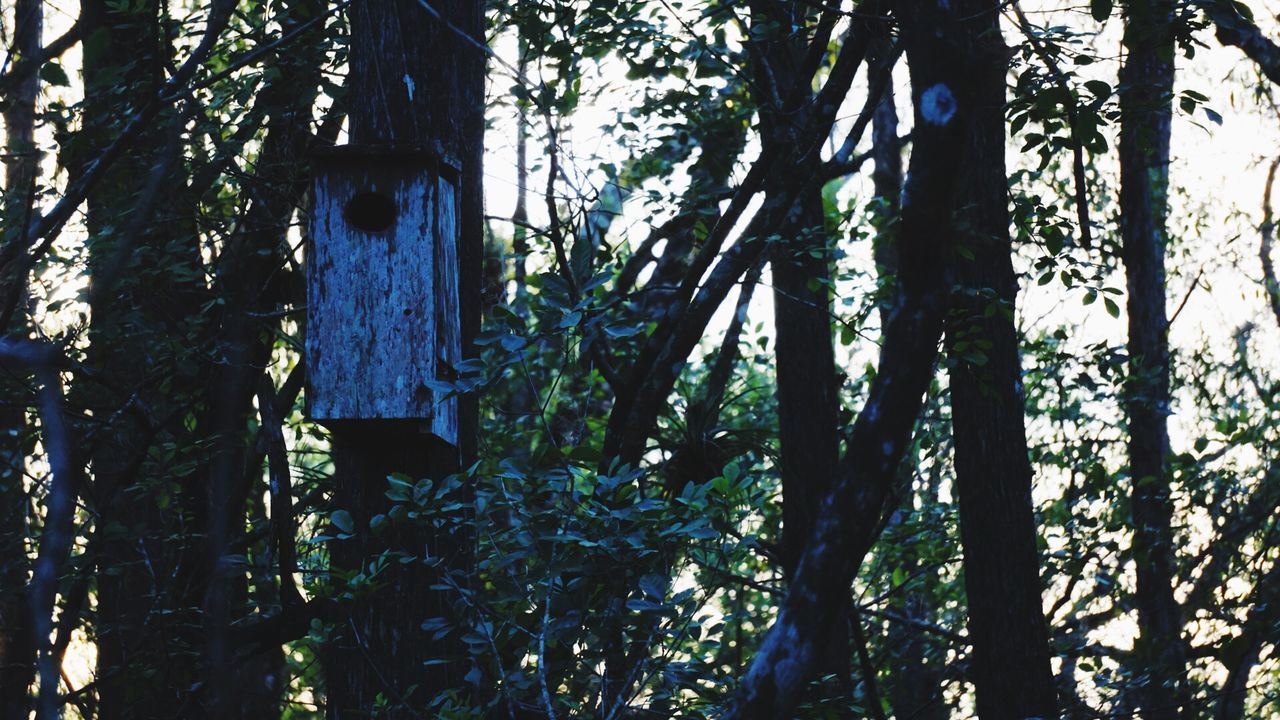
[{"x1": 306, "y1": 146, "x2": 460, "y2": 445}]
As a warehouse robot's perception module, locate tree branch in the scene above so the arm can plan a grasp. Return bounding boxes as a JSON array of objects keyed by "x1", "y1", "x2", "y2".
[{"x1": 1197, "y1": 0, "x2": 1280, "y2": 86}]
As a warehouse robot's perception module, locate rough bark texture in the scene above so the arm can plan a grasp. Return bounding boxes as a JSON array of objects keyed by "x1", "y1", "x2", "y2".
[
  {"x1": 1119, "y1": 1, "x2": 1187, "y2": 716},
  {"x1": 749, "y1": 0, "x2": 850, "y2": 685},
  {"x1": 325, "y1": 430, "x2": 466, "y2": 716},
  {"x1": 323, "y1": 1, "x2": 483, "y2": 716},
  {"x1": 867, "y1": 31, "x2": 949, "y2": 720},
  {"x1": 722, "y1": 4, "x2": 971, "y2": 716},
  {"x1": 944, "y1": 2, "x2": 1058, "y2": 717},
  {"x1": 0, "y1": 0, "x2": 41, "y2": 713},
  {"x1": 79, "y1": 2, "x2": 209, "y2": 717}
]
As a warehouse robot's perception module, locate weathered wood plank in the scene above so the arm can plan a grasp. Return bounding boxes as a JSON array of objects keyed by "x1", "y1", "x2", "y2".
[{"x1": 307, "y1": 148, "x2": 459, "y2": 444}]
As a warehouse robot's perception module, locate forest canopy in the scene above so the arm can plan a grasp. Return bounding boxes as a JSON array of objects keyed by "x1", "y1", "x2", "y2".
[{"x1": 1, "y1": 0, "x2": 1280, "y2": 718}]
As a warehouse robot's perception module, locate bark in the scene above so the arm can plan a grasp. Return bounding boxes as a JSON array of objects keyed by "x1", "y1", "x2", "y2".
[
  {"x1": 722, "y1": 5, "x2": 972, "y2": 716},
  {"x1": 323, "y1": 1, "x2": 484, "y2": 716},
  {"x1": 747, "y1": 0, "x2": 850, "y2": 687},
  {"x1": 771, "y1": 187, "x2": 842, "y2": 593},
  {"x1": 0, "y1": 0, "x2": 41, "y2": 712},
  {"x1": 866, "y1": 29, "x2": 949, "y2": 720},
  {"x1": 601, "y1": 2, "x2": 882, "y2": 469},
  {"x1": 201, "y1": 2, "x2": 327, "y2": 714},
  {"x1": 78, "y1": 2, "x2": 210, "y2": 717},
  {"x1": 1119, "y1": 2, "x2": 1187, "y2": 717},
  {"x1": 869, "y1": 28, "x2": 902, "y2": 332},
  {"x1": 945, "y1": 1, "x2": 1058, "y2": 716},
  {"x1": 1195, "y1": 0, "x2": 1280, "y2": 86}
]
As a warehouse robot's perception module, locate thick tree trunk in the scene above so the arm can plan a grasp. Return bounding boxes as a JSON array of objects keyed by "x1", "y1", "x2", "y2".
[
  {"x1": 944, "y1": 2, "x2": 1058, "y2": 717},
  {"x1": 325, "y1": 430, "x2": 466, "y2": 716},
  {"x1": 0, "y1": 0, "x2": 41, "y2": 713},
  {"x1": 323, "y1": 2, "x2": 483, "y2": 716},
  {"x1": 1118, "y1": 2, "x2": 1187, "y2": 716}
]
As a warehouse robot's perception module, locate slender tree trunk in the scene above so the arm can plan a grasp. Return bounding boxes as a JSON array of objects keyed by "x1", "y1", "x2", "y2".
[
  {"x1": 0, "y1": 0, "x2": 42, "y2": 713},
  {"x1": 512, "y1": 26, "x2": 530, "y2": 303},
  {"x1": 747, "y1": 0, "x2": 849, "y2": 683},
  {"x1": 944, "y1": 2, "x2": 1058, "y2": 717},
  {"x1": 1118, "y1": 2, "x2": 1187, "y2": 716},
  {"x1": 79, "y1": 2, "x2": 209, "y2": 717},
  {"x1": 723, "y1": 5, "x2": 973, "y2": 716},
  {"x1": 869, "y1": 28, "x2": 902, "y2": 333},
  {"x1": 772, "y1": 188, "x2": 848, "y2": 684},
  {"x1": 201, "y1": 3, "x2": 327, "y2": 714},
  {"x1": 323, "y1": 2, "x2": 483, "y2": 716},
  {"x1": 866, "y1": 32, "x2": 949, "y2": 720}
]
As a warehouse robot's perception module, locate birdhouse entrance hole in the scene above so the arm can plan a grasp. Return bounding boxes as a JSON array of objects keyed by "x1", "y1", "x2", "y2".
[{"x1": 344, "y1": 191, "x2": 398, "y2": 233}]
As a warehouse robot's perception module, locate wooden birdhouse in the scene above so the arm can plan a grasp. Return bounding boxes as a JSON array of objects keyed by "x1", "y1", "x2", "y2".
[{"x1": 306, "y1": 146, "x2": 460, "y2": 445}]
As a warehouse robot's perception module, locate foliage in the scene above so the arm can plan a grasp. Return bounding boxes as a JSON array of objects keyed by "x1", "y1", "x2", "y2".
[{"x1": 1, "y1": 0, "x2": 1280, "y2": 718}]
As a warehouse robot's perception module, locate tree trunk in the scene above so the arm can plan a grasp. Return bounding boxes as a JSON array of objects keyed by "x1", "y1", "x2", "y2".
[
  {"x1": 746, "y1": 0, "x2": 850, "y2": 688},
  {"x1": 201, "y1": 2, "x2": 327, "y2": 714},
  {"x1": 0, "y1": 0, "x2": 42, "y2": 713},
  {"x1": 945, "y1": 2, "x2": 1058, "y2": 717},
  {"x1": 771, "y1": 188, "x2": 849, "y2": 685},
  {"x1": 323, "y1": 2, "x2": 483, "y2": 716},
  {"x1": 866, "y1": 31, "x2": 949, "y2": 720},
  {"x1": 1118, "y1": 1, "x2": 1187, "y2": 716},
  {"x1": 79, "y1": 2, "x2": 209, "y2": 717},
  {"x1": 723, "y1": 5, "x2": 973, "y2": 716}
]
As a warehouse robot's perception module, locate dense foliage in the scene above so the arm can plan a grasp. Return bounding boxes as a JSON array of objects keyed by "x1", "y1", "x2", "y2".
[{"x1": 1, "y1": 0, "x2": 1279, "y2": 718}]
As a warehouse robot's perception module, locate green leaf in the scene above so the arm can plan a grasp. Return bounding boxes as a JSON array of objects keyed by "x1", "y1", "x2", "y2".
[
  {"x1": 1083, "y1": 80, "x2": 1112, "y2": 99},
  {"x1": 39, "y1": 62, "x2": 71, "y2": 87},
  {"x1": 1090, "y1": 0, "x2": 1112, "y2": 21},
  {"x1": 840, "y1": 324, "x2": 856, "y2": 346},
  {"x1": 722, "y1": 462, "x2": 741, "y2": 484},
  {"x1": 331, "y1": 510, "x2": 355, "y2": 535},
  {"x1": 1104, "y1": 297, "x2": 1120, "y2": 318}
]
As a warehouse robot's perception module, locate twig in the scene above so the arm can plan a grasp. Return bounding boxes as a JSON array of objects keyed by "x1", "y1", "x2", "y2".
[
  {"x1": 1167, "y1": 265, "x2": 1207, "y2": 327},
  {"x1": 538, "y1": 577, "x2": 559, "y2": 720},
  {"x1": 1259, "y1": 157, "x2": 1280, "y2": 330},
  {"x1": 257, "y1": 376, "x2": 304, "y2": 610},
  {"x1": 1010, "y1": 0, "x2": 1095, "y2": 249},
  {"x1": 849, "y1": 607, "x2": 887, "y2": 720},
  {"x1": 543, "y1": 113, "x2": 578, "y2": 300}
]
